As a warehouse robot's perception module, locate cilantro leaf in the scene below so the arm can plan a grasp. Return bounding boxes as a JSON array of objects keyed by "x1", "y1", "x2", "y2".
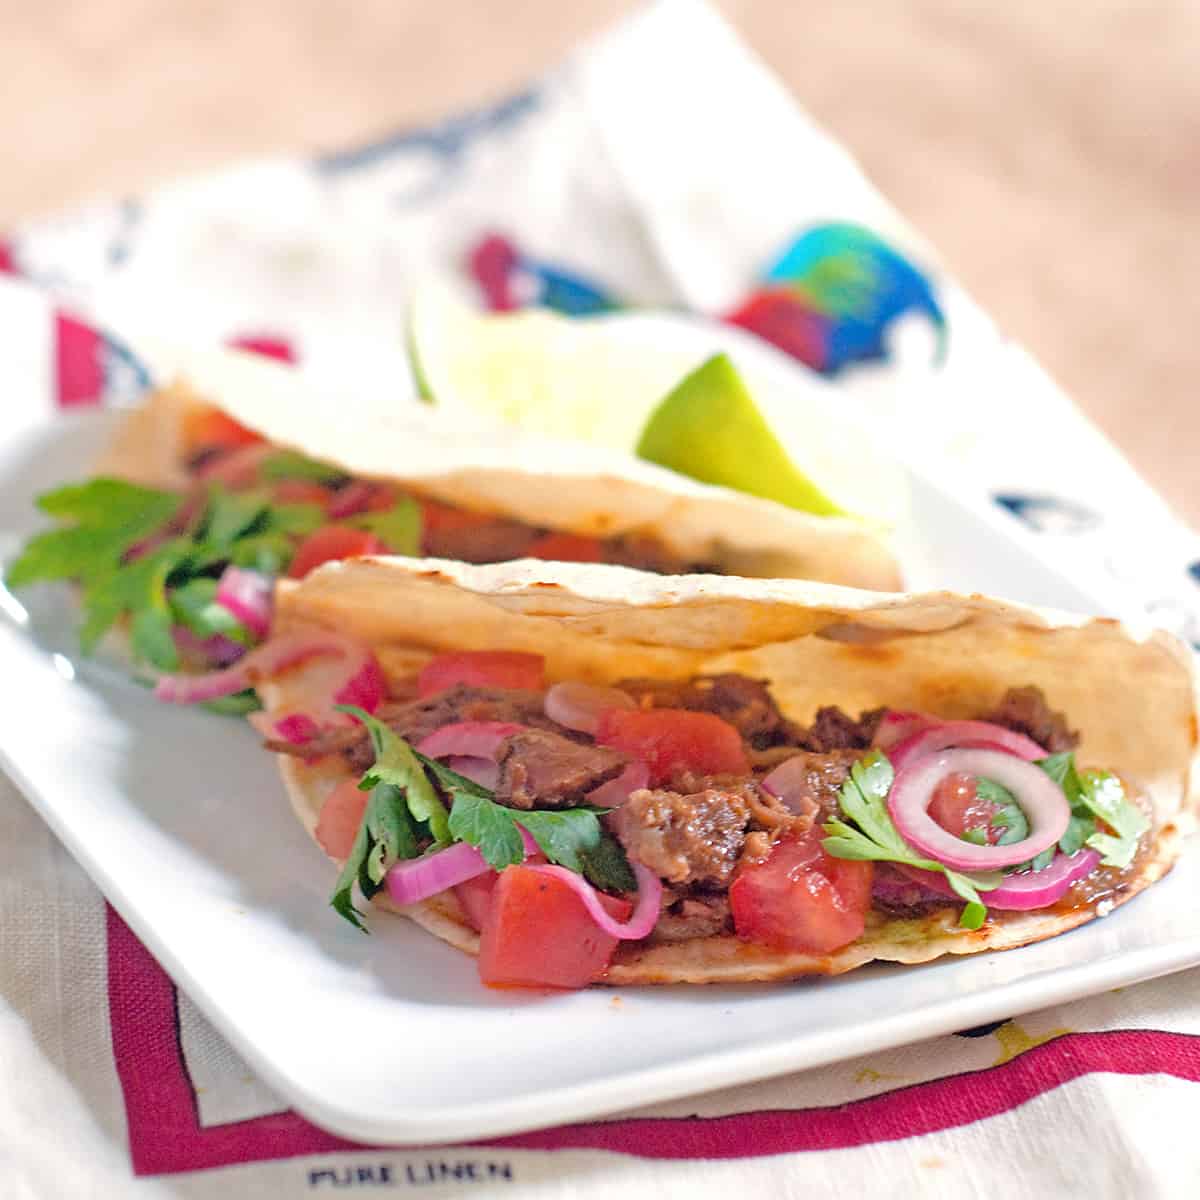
[
  {"x1": 975, "y1": 777, "x2": 1029, "y2": 847},
  {"x1": 352, "y1": 499, "x2": 421, "y2": 555},
  {"x1": 447, "y1": 790, "x2": 525, "y2": 869},
  {"x1": 1076, "y1": 769, "x2": 1148, "y2": 869},
  {"x1": 7, "y1": 479, "x2": 181, "y2": 589},
  {"x1": 258, "y1": 451, "x2": 345, "y2": 484},
  {"x1": 169, "y1": 577, "x2": 250, "y2": 642},
  {"x1": 200, "y1": 487, "x2": 269, "y2": 549},
  {"x1": 263, "y1": 502, "x2": 326, "y2": 537},
  {"x1": 330, "y1": 783, "x2": 421, "y2": 932},
  {"x1": 579, "y1": 833, "x2": 637, "y2": 893},
  {"x1": 336, "y1": 706, "x2": 450, "y2": 845},
  {"x1": 229, "y1": 532, "x2": 294, "y2": 574},
  {"x1": 512, "y1": 808, "x2": 602, "y2": 874},
  {"x1": 201, "y1": 689, "x2": 261, "y2": 715},
  {"x1": 823, "y1": 750, "x2": 997, "y2": 929}
]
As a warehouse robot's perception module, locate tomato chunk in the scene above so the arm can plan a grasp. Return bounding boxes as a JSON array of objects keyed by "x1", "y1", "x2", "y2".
[
  {"x1": 183, "y1": 406, "x2": 264, "y2": 453},
  {"x1": 419, "y1": 499, "x2": 493, "y2": 534},
  {"x1": 525, "y1": 531, "x2": 605, "y2": 563},
  {"x1": 477, "y1": 865, "x2": 633, "y2": 989},
  {"x1": 594, "y1": 708, "x2": 749, "y2": 785},
  {"x1": 314, "y1": 780, "x2": 369, "y2": 861},
  {"x1": 929, "y1": 772, "x2": 1001, "y2": 844},
  {"x1": 287, "y1": 526, "x2": 385, "y2": 579},
  {"x1": 730, "y1": 828, "x2": 873, "y2": 953},
  {"x1": 417, "y1": 650, "x2": 545, "y2": 697}
]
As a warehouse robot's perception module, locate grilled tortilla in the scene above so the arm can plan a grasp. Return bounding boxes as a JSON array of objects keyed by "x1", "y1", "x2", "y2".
[
  {"x1": 259, "y1": 557, "x2": 1199, "y2": 984},
  {"x1": 95, "y1": 343, "x2": 901, "y2": 588}
]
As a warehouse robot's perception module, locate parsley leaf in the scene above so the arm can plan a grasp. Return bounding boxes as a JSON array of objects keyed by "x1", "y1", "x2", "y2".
[
  {"x1": 975, "y1": 777, "x2": 1029, "y2": 846},
  {"x1": 336, "y1": 706, "x2": 450, "y2": 845},
  {"x1": 511, "y1": 808, "x2": 602, "y2": 873},
  {"x1": 822, "y1": 750, "x2": 999, "y2": 930}
]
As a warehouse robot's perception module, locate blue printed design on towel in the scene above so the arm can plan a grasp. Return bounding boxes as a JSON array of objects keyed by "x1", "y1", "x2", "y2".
[{"x1": 992, "y1": 493, "x2": 1101, "y2": 535}]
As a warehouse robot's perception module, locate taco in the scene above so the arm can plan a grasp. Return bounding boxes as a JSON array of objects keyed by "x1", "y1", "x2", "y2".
[
  {"x1": 6, "y1": 345, "x2": 900, "y2": 689},
  {"x1": 226, "y1": 556, "x2": 1198, "y2": 988}
]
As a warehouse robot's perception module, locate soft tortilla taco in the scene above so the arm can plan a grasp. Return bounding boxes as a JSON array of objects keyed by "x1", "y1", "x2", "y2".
[
  {"x1": 234, "y1": 556, "x2": 1198, "y2": 989},
  {"x1": 6, "y1": 345, "x2": 900, "y2": 690}
]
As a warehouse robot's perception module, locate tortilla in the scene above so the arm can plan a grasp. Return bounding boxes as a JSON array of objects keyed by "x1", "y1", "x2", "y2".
[
  {"x1": 94, "y1": 343, "x2": 901, "y2": 588},
  {"x1": 259, "y1": 556, "x2": 1199, "y2": 984}
]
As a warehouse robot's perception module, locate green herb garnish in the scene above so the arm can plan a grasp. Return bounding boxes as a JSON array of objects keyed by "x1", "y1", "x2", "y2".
[
  {"x1": 1034, "y1": 752, "x2": 1147, "y2": 869},
  {"x1": 822, "y1": 751, "x2": 999, "y2": 930},
  {"x1": 258, "y1": 450, "x2": 346, "y2": 484}
]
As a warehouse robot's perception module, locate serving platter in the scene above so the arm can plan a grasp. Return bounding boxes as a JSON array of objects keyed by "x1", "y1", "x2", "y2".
[{"x1": 0, "y1": 323, "x2": 1196, "y2": 1145}]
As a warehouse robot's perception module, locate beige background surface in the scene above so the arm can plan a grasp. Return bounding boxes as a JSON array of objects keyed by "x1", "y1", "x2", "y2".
[{"x1": 2, "y1": 1, "x2": 1196, "y2": 522}]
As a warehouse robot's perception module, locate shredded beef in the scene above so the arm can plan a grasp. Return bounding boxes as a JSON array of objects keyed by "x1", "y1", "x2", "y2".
[
  {"x1": 615, "y1": 673, "x2": 793, "y2": 746},
  {"x1": 651, "y1": 890, "x2": 733, "y2": 942},
  {"x1": 612, "y1": 786, "x2": 751, "y2": 887},
  {"x1": 421, "y1": 518, "x2": 539, "y2": 564},
  {"x1": 796, "y1": 706, "x2": 887, "y2": 752},
  {"x1": 982, "y1": 686, "x2": 1079, "y2": 753},
  {"x1": 762, "y1": 749, "x2": 864, "y2": 821},
  {"x1": 495, "y1": 729, "x2": 627, "y2": 809}
]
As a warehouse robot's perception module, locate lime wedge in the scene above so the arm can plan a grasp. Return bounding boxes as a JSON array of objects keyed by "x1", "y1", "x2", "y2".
[
  {"x1": 405, "y1": 283, "x2": 905, "y2": 524},
  {"x1": 636, "y1": 354, "x2": 843, "y2": 516}
]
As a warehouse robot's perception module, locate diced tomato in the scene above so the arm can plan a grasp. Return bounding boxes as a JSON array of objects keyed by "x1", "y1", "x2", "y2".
[
  {"x1": 477, "y1": 865, "x2": 633, "y2": 989},
  {"x1": 525, "y1": 531, "x2": 605, "y2": 563},
  {"x1": 417, "y1": 650, "x2": 545, "y2": 697},
  {"x1": 594, "y1": 708, "x2": 749, "y2": 785},
  {"x1": 730, "y1": 828, "x2": 873, "y2": 954},
  {"x1": 272, "y1": 480, "x2": 332, "y2": 508},
  {"x1": 314, "y1": 780, "x2": 369, "y2": 861},
  {"x1": 182, "y1": 406, "x2": 265, "y2": 453},
  {"x1": 928, "y1": 772, "x2": 1001, "y2": 844},
  {"x1": 287, "y1": 526, "x2": 386, "y2": 579}
]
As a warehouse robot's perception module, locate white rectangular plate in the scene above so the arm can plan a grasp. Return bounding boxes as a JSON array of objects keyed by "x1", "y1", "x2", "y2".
[{"x1": 1, "y1": 403, "x2": 1197, "y2": 1146}]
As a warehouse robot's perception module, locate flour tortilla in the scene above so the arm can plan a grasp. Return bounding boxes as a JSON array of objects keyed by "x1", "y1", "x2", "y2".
[
  {"x1": 95, "y1": 343, "x2": 901, "y2": 588},
  {"x1": 259, "y1": 556, "x2": 1199, "y2": 984}
]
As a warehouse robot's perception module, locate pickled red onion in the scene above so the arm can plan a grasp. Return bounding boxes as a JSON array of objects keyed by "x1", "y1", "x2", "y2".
[
  {"x1": 384, "y1": 827, "x2": 540, "y2": 906},
  {"x1": 761, "y1": 756, "x2": 820, "y2": 817},
  {"x1": 895, "y1": 849, "x2": 1102, "y2": 911},
  {"x1": 889, "y1": 720, "x2": 1046, "y2": 770},
  {"x1": 544, "y1": 681, "x2": 635, "y2": 735},
  {"x1": 526, "y1": 862, "x2": 662, "y2": 940},
  {"x1": 215, "y1": 565, "x2": 273, "y2": 638},
  {"x1": 326, "y1": 480, "x2": 376, "y2": 519},
  {"x1": 888, "y1": 748, "x2": 1069, "y2": 871},
  {"x1": 586, "y1": 761, "x2": 650, "y2": 807},
  {"x1": 416, "y1": 722, "x2": 525, "y2": 761},
  {"x1": 871, "y1": 710, "x2": 939, "y2": 752},
  {"x1": 153, "y1": 632, "x2": 383, "y2": 728},
  {"x1": 445, "y1": 756, "x2": 500, "y2": 790}
]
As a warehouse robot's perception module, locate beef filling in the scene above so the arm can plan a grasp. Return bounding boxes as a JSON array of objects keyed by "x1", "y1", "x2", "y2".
[
  {"x1": 616, "y1": 674, "x2": 795, "y2": 746},
  {"x1": 495, "y1": 729, "x2": 627, "y2": 809},
  {"x1": 651, "y1": 890, "x2": 733, "y2": 942},
  {"x1": 611, "y1": 785, "x2": 753, "y2": 887},
  {"x1": 982, "y1": 685, "x2": 1079, "y2": 753}
]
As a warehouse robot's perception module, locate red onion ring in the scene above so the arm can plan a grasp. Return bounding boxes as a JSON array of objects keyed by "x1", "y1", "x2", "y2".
[
  {"x1": 215, "y1": 565, "x2": 274, "y2": 639},
  {"x1": 526, "y1": 862, "x2": 662, "y2": 940},
  {"x1": 384, "y1": 827, "x2": 541, "y2": 906},
  {"x1": 895, "y1": 849, "x2": 1102, "y2": 911},
  {"x1": 172, "y1": 625, "x2": 247, "y2": 668},
  {"x1": 871, "y1": 710, "x2": 939, "y2": 752},
  {"x1": 543, "y1": 681, "x2": 635, "y2": 735},
  {"x1": 889, "y1": 720, "x2": 1047, "y2": 770},
  {"x1": 586, "y1": 761, "x2": 650, "y2": 807},
  {"x1": 416, "y1": 721, "x2": 526, "y2": 761},
  {"x1": 153, "y1": 632, "x2": 383, "y2": 729},
  {"x1": 888, "y1": 748, "x2": 1069, "y2": 871},
  {"x1": 193, "y1": 443, "x2": 275, "y2": 487}
]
